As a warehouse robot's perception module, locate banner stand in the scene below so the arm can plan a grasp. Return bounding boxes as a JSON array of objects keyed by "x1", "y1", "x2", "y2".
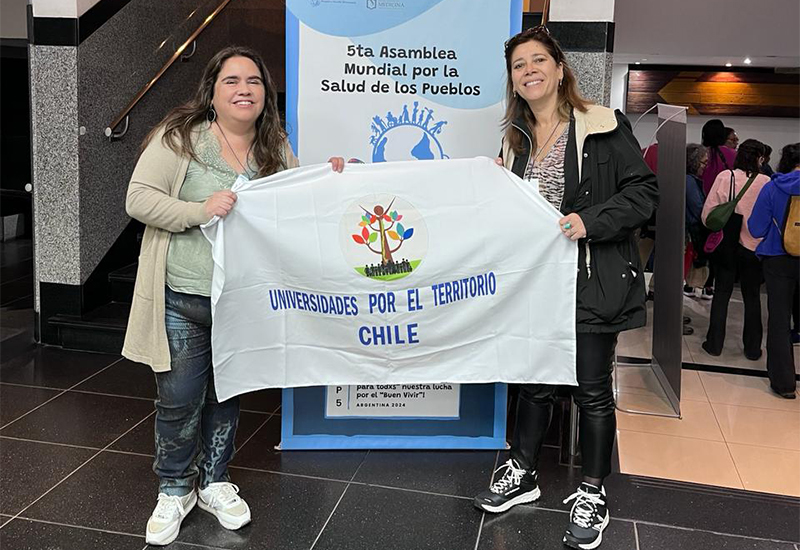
[{"x1": 615, "y1": 103, "x2": 687, "y2": 419}]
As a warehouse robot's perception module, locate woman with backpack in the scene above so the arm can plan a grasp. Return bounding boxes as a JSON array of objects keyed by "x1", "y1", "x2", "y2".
[
  {"x1": 701, "y1": 140, "x2": 770, "y2": 360},
  {"x1": 748, "y1": 143, "x2": 800, "y2": 399}
]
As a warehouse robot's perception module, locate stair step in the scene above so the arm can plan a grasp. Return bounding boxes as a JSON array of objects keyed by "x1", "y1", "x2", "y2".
[
  {"x1": 108, "y1": 263, "x2": 137, "y2": 304},
  {"x1": 108, "y1": 262, "x2": 137, "y2": 283},
  {"x1": 49, "y1": 302, "x2": 130, "y2": 354}
]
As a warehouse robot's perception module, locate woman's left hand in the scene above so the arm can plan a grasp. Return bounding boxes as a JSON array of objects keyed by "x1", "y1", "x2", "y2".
[
  {"x1": 559, "y1": 213, "x2": 587, "y2": 241},
  {"x1": 328, "y1": 157, "x2": 345, "y2": 173}
]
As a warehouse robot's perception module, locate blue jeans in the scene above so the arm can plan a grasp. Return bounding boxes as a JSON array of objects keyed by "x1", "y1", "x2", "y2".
[{"x1": 153, "y1": 287, "x2": 240, "y2": 496}]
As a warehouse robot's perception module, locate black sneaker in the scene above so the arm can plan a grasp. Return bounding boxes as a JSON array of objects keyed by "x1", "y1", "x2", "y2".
[
  {"x1": 473, "y1": 459, "x2": 540, "y2": 513},
  {"x1": 562, "y1": 483, "x2": 609, "y2": 550}
]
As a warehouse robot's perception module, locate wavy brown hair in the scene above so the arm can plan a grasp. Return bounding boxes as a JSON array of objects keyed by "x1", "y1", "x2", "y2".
[
  {"x1": 144, "y1": 46, "x2": 286, "y2": 177},
  {"x1": 502, "y1": 27, "x2": 590, "y2": 156}
]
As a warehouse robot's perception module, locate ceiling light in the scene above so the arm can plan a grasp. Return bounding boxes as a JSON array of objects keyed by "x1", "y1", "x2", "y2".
[
  {"x1": 744, "y1": 58, "x2": 752, "y2": 64},
  {"x1": 725, "y1": 62, "x2": 732, "y2": 67},
  {"x1": 635, "y1": 61, "x2": 641, "y2": 65},
  {"x1": 641, "y1": 59, "x2": 647, "y2": 61}
]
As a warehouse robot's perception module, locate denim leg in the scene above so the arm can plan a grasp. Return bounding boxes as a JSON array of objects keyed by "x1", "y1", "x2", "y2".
[
  {"x1": 154, "y1": 288, "x2": 214, "y2": 496},
  {"x1": 196, "y1": 373, "x2": 240, "y2": 489}
]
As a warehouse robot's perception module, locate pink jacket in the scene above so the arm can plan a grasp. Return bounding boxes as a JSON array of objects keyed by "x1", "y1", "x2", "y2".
[{"x1": 701, "y1": 169, "x2": 770, "y2": 251}]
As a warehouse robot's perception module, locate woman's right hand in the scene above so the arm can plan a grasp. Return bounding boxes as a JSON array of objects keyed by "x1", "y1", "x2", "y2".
[
  {"x1": 495, "y1": 157, "x2": 503, "y2": 167},
  {"x1": 204, "y1": 190, "x2": 237, "y2": 219}
]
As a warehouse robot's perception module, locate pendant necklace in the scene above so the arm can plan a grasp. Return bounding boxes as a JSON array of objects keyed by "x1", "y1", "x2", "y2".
[{"x1": 215, "y1": 121, "x2": 253, "y2": 176}]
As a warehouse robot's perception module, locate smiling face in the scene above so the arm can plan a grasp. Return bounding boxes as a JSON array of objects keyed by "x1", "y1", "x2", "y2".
[
  {"x1": 211, "y1": 56, "x2": 265, "y2": 128},
  {"x1": 509, "y1": 40, "x2": 564, "y2": 105}
]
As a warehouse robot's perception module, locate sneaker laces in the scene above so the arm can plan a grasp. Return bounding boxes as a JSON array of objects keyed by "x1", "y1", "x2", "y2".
[
  {"x1": 203, "y1": 482, "x2": 242, "y2": 509},
  {"x1": 152, "y1": 494, "x2": 186, "y2": 522},
  {"x1": 563, "y1": 487, "x2": 604, "y2": 529},
  {"x1": 489, "y1": 459, "x2": 527, "y2": 494}
]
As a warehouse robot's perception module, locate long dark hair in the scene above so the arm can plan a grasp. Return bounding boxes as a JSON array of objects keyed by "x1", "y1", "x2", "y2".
[
  {"x1": 701, "y1": 119, "x2": 730, "y2": 170},
  {"x1": 777, "y1": 143, "x2": 800, "y2": 173},
  {"x1": 502, "y1": 27, "x2": 590, "y2": 156},
  {"x1": 144, "y1": 46, "x2": 286, "y2": 178},
  {"x1": 733, "y1": 139, "x2": 765, "y2": 177}
]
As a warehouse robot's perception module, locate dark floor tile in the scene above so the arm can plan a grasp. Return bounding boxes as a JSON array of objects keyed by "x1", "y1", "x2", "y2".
[
  {"x1": 110, "y1": 410, "x2": 269, "y2": 456},
  {"x1": 231, "y1": 416, "x2": 367, "y2": 481},
  {"x1": 22, "y1": 451, "x2": 158, "y2": 534},
  {"x1": 353, "y1": 450, "x2": 497, "y2": 497},
  {"x1": 0, "y1": 438, "x2": 95, "y2": 515},
  {"x1": 0, "y1": 517, "x2": 145, "y2": 550},
  {"x1": 478, "y1": 506, "x2": 636, "y2": 550},
  {"x1": 238, "y1": 388, "x2": 281, "y2": 413},
  {"x1": 0, "y1": 346, "x2": 119, "y2": 388},
  {"x1": 176, "y1": 467, "x2": 345, "y2": 549},
  {"x1": 0, "y1": 391, "x2": 153, "y2": 447},
  {"x1": 23, "y1": 449, "x2": 344, "y2": 550},
  {"x1": 0, "y1": 275, "x2": 33, "y2": 306},
  {"x1": 0, "y1": 514, "x2": 11, "y2": 528},
  {"x1": 607, "y1": 476, "x2": 800, "y2": 542},
  {"x1": 0, "y1": 384, "x2": 60, "y2": 427},
  {"x1": 72, "y1": 358, "x2": 156, "y2": 399},
  {"x1": 314, "y1": 483, "x2": 480, "y2": 550},
  {"x1": 637, "y1": 523, "x2": 796, "y2": 550}
]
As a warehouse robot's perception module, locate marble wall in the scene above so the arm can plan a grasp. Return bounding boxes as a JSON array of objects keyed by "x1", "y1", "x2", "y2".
[
  {"x1": 30, "y1": 45, "x2": 81, "y2": 286},
  {"x1": 566, "y1": 52, "x2": 614, "y2": 108}
]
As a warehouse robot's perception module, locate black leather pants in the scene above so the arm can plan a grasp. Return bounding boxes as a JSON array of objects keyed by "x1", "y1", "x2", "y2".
[{"x1": 510, "y1": 332, "x2": 618, "y2": 480}]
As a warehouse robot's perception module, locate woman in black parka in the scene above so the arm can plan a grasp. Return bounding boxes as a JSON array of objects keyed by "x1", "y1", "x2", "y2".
[{"x1": 473, "y1": 27, "x2": 658, "y2": 550}]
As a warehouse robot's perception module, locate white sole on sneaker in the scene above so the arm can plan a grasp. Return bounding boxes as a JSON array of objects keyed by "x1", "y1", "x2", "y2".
[
  {"x1": 563, "y1": 511, "x2": 610, "y2": 550},
  {"x1": 197, "y1": 498, "x2": 251, "y2": 530},
  {"x1": 477, "y1": 486, "x2": 541, "y2": 513},
  {"x1": 145, "y1": 493, "x2": 197, "y2": 547}
]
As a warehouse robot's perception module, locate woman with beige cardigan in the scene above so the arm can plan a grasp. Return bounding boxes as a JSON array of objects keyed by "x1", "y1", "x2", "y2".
[{"x1": 124, "y1": 46, "x2": 344, "y2": 546}]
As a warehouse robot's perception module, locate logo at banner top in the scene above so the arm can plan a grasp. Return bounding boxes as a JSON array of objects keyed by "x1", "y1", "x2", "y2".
[
  {"x1": 339, "y1": 194, "x2": 429, "y2": 281},
  {"x1": 370, "y1": 102, "x2": 449, "y2": 163},
  {"x1": 310, "y1": 0, "x2": 321, "y2": 6},
  {"x1": 366, "y1": 0, "x2": 376, "y2": 8}
]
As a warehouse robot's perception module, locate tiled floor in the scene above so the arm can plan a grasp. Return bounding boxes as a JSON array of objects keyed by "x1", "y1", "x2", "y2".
[
  {"x1": 615, "y1": 286, "x2": 800, "y2": 498},
  {"x1": 618, "y1": 289, "x2": 800, "y2": 374},
  {"x1": 2, "y1": 240, "x2": 800, "y2": 549}
]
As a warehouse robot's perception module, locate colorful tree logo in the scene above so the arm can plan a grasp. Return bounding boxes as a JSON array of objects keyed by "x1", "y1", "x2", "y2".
[{"x1": 340, "y1": 194, "x2": 428, "y2": 281}]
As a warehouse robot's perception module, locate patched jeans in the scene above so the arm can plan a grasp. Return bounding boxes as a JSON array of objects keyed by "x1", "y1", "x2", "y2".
[{"x1": 153, "y1": 286, "x2": 240, "y2": 496}]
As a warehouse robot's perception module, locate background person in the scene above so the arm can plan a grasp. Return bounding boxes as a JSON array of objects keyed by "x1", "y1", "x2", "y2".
[
  {"x1": 701, "y1": 139, "x2": 770, "y2": 361},
  {"x1": 748, "y1": 142, "x2": 800, "y2": 399},
  {"x1": 684, "y1": 144, "x2": 709, "y2": 298},
  {"x1": 473, "y1": 27, "x2": 658, "y2": 550},
  {"x1": 724, "y1": 127, "x2": 739, "y2": 150},
  {"x1": 123, "y1": 46, "x2": 343, "y2": 546}
]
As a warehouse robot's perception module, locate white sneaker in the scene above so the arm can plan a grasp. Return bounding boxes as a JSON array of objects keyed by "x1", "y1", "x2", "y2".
[
  {"x1": 198, "y1": 482, "x2": 251, "y2": 530},
  {"x1": 146, "y1": 492, "x2": 197, "y2": 546}
]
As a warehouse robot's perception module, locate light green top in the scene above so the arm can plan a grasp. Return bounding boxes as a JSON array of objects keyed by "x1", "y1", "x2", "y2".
[{"x1": 165, "y1": 125, "x2": 253, "y2": 297}]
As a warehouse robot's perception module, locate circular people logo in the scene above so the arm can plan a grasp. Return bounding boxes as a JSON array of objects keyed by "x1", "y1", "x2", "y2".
[
  {"x1": 370, "y1": 101, "x2": 449, "y2": 163},
  {"x1": 339, "y1": 194, "x2": 429, "y2": 281}
]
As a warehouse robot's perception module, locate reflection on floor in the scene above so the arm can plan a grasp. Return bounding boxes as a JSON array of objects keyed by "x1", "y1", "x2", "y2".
[
  {"x1": 615, "y1": 288, "x2": 800, "y2": 498},
  {"x1": 2, "y1": 240, "x2": 799, "y2": 549}
]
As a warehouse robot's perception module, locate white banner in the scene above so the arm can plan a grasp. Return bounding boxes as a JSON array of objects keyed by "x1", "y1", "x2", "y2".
[{"x1": 203, "y1": 158, "x2": 578, "y2": 402}]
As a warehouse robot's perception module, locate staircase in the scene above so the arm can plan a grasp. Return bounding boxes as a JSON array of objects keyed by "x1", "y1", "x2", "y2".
[{"x1": 48, "y1": 263, "x2": 136, "y2": 354}]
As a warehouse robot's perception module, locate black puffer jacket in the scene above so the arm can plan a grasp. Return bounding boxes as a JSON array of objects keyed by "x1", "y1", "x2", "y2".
[{"x1": 502, "y1": 105, "x2": 659, "y2": 333}]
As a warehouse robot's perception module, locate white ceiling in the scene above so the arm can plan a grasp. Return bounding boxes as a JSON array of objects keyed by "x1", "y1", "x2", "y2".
[{"x1": 613, "y1": 0, "x2": 800, "y2": 68}]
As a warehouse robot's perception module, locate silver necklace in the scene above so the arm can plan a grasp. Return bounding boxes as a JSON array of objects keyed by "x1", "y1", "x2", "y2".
[
  {"x1": 533, "y1": 120, "x2": 564, "y2": 164},
  {"x1": 215, "y1": 121, "x2": 253, "y2": 175}
]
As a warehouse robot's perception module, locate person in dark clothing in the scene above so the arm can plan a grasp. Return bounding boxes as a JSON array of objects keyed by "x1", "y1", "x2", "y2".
[
  {"x1": 684, "y1": 143, "x2": 709, "y2": 298},
  {"x1": 701, "y1": 140, "x2": 770, "y2": 360},
  {"x1": 749, "y1": 142, "x2": 800, "y2": 399},
  {"x1": 472, "y1": 26, "x2": 658, "y2": 550}
]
